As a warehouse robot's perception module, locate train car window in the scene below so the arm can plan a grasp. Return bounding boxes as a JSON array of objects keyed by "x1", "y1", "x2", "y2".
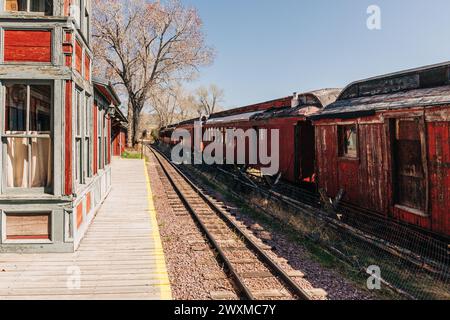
[{"x1": 338, "y1": 125, "x2": 358, "y2": 158}]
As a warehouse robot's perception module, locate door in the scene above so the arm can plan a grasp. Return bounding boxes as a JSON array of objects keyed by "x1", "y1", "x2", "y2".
[
  {"x1": 294, "y1": 121, "x2": 316, "y2": 183},
  {"x1": 392, "y1": 118, "x2": 428, "y2": 212}
]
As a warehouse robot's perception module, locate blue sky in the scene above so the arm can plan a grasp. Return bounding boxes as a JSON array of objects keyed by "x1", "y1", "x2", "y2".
[{"x1": 182, "y1": 0, "x2": 450, "y2": 108}]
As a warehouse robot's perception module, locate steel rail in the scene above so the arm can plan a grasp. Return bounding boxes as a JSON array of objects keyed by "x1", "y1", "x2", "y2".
[
  {"x1": 150, "y1": 146, "x2": 255, "y2": 299},
  {"x1": 149, "y1": 145, "x2": 313, "y2": 300}
]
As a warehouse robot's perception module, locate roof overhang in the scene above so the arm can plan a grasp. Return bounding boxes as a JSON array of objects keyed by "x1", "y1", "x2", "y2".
[{"x1": 93, "y1": 77, "x2": 121, "y2": 107}]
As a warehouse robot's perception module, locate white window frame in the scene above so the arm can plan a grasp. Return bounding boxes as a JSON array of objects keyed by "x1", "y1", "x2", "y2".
[
  {"x1": 4, "y1": 0, "x2": 53, "y2": 15},
  {"x1": 74, "y1": 88, "x2": 84, "y2": 186},
  {"x1": 1, "y1": 81, "x2": 53, "y2": 194}
]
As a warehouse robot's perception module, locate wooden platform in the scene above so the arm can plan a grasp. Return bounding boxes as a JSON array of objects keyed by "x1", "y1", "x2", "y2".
[{"x1": 0, "y1": 159, "x2": 172, "y2": 300}]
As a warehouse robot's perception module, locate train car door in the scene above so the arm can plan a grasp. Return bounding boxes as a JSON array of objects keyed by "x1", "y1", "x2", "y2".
[
  {"x1": 294, "y1": 121, "x2": 316, "y2": 184},
  {"x1": 391, "y1": 117, "x2": 429, "y2": 214}
]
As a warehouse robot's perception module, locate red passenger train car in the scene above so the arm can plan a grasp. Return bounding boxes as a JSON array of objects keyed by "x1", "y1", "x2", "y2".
[
  {"x1": 311, "y1": 62, "x2": 450, "y2": 237},
  {"x1": 160, "y1": 61, "x2": 450, "y2": 239}
]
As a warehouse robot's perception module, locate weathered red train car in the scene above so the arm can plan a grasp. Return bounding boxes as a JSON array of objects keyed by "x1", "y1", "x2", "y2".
[
  {"x1": 159, "y1": 126, "x2": 176, "y2": 145},
  {"x1": 249, "y1": 89, "x2": 340, "y2": 183},
  {"x1": 202, "y1": 96, "x2": 293, "y2": 158},
  {"x1": 311, "y1": 62, "x2": 450, "y2": 238},
  {"x1": 202, "y1": 96, "x2": 292, "y2": 165}
]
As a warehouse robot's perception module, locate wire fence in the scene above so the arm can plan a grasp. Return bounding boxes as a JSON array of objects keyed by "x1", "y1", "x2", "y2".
[{"x1": 155, "y1": 142, "x2": 450, "y2": 300}]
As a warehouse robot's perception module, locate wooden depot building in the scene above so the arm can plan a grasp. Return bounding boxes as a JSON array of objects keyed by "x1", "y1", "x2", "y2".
[{"x1": 0, "y1": 0, "x2": 124, "y2": 252}]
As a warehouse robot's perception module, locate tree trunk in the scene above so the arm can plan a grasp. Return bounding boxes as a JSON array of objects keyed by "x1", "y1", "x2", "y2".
[
  {"x1": 127, "y1": 100, "x2": 134, "y2": 148},
  {"x1": 133, "y1": 109, "x2": 140, "y2": 144}
]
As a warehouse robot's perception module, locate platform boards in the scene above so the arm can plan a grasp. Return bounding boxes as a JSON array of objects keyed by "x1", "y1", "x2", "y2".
[{"x1": 0, "y1": 159, "x2": 172, "y2": 300}]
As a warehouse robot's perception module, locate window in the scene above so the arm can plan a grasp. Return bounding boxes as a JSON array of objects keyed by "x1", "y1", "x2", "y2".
[
  {"x1": 103, "y1": 115, "x2": 107, "y2": 166},
  {"x1": 98, "y1": 108, "x2": 103, "y2": 170},
  {"x1": 74, "y1": 0, "x2": 81, "y2": 30},
  {"x1": 83, "y1": 8, "x2": 90, "y2": 43},
  {"x1": 5, "y1": 0, "x2": 52, "y2": 15},
  {"x1": 4, "y1": 83, "x2": 52, "y2": 191},
  {"x1": 75, "y1": 89, "x2": 83, "y2": 185},
  {"x1": 84, "y1": 94, "x2": 91, "y2": 178},
  {"x1": 338, "y1": 125, "x2": 358, "y2": 158}
]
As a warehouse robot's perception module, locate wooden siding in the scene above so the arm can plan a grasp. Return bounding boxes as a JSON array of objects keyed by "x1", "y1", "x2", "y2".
[
  {"x1": 314, "y1": 108, "x2": 450, "y2": 237},
  {"x1": 75, "y1": 40, "x2": 82, "y2": 74},
  {"x1": 86, "y1": 192, "x2": 91, "y2": 215},
  {"x1": 113, "y1": 131, "x2": 126, "y2": 156},
  {"x1": 76, "y1": 203, "x2": 83, "y2": 229},
  {"x1": 5, "y1": 213, "x2": 51, "y2": 240},
  {"x1": 63, "y1": 31, "x2": 73, "y2": 67},
  {"x1": 64, "y1": 0, "x2": 70, "y2": 15},
  {"x1": 315, "y1": 125, "x2": 339, "y2": 197},
  {"x1": 316, "y1": 121, "x2": 394, "y2": 212},
  {"x1": 262, "y1": 119, "x2": 297, "y2": 182},
  {"x1": 427, "y1": 121, "x2": 450, "y2": 235},
  {"x1": 357, "y1": 123, "x2": 390, "y2": 213},
  {"x1": 84, "y1": 55, "x2": 91, "y2": 81},
  {"x1": 4, "y1": 30, "x2": 51, "y2": 63}
]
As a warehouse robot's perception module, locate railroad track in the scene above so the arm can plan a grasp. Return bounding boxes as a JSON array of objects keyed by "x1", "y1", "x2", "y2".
[{"x1": 148, "y1": 146, "x2": 326, "y2": 300}]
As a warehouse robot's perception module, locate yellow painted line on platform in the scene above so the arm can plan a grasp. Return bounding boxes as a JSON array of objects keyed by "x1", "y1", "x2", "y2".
[{"x1": 144, "y1": 159, "x2": 173, "y2": 300}]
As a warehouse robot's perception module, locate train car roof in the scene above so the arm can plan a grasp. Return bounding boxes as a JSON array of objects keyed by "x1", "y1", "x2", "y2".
[
  {"x1": 165, "y1": 96, "x2": 293, "y2": 127},
  {"x1": 312, "y1": 61, "x2": 450, "y2": 120},
  {"x1": 251, "y1": 88, "x2": 341, "y2": 120},
  {"x1": 205, "y1": 111, "x2": 261, "y2": 125},
  {"x1": 208, "y1": 96, "x2": 293, "y2": 120}
]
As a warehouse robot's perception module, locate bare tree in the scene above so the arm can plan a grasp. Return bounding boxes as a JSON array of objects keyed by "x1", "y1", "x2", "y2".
[
  {"x1": 92, "y1": 0, "x2": 214, "y2": 147},
  {"x1": 150, "y1": 84, "x2": 198, "y2": 128},
  {"x1": 195, "y1": 84, "x2": 224, "y2": 116}
]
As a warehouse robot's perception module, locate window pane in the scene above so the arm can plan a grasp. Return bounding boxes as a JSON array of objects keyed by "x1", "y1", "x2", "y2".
[
  {"x1": 6, "y1": 137, "x2": 29, "y2": 188},
  {"x1": 30, "y1": 85, "x2": 51, "y2": 132},
  {"x1": 76, "y1": 138, "x2": 82, "y2": 183},
  {"x1": 98, "y1": 137, "x2": 102, "y2": 169},
  {"x1": 345, "y1": 126, "x2": 357, "y2": 156},
  {"x1": 85, "y1": 138, "x2": 90, "y2": 177},
  {"x1": 340, "y1": 125, "x2": 358, "y2": 157},
  {"x1": 104, "y1": 137, "x2": 107, "y2": 166},
  {"x1": 30, "y1": 137, "x2": 51, "y2": 188},
  {"x1": 76, "y1": 90, "x2": 82, "y2": 136},
  {"x1": 5, "y1": 84, "x2": 27, "y2": 132},
  {"x1": 30, "y1": 0, "x2": 52, "y2": 15},
  {"x1": 5, "y1": 0, "x2": 27, "y2": 11},
  {"x1": 85, "y1": 96, "x2": 89, "y2": 136}
]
